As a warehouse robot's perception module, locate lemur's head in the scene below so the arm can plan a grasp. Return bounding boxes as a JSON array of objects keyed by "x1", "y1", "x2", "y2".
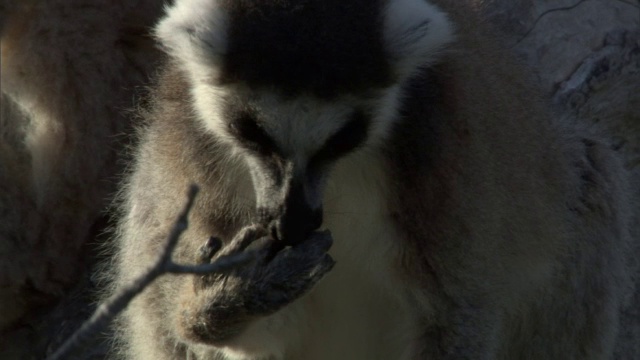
[{"x1": 156, "y1": 0, "x2": 453, "y2": 244}]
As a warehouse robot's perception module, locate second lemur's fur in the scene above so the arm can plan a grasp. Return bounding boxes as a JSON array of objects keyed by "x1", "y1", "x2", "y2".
[{"x1": 110, "y1": 0, "x2": 637, "y2": 359}]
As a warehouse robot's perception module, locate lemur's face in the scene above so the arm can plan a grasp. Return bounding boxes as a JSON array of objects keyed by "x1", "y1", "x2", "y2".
[
  {"x1": 197, "y1": 85, "x2": 395, "y2": 244},
  {"x1": 155, "y1": 0, "x2": 454, "y2": 243}
]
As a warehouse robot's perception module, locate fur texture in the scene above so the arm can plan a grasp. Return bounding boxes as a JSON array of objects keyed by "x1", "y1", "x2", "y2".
[
  {"x1": 110, "y1": 0, "x2": 638, "y2": 359},
  {"x1": 0, "y1": 0, "x2": 164, "y2": 336}
]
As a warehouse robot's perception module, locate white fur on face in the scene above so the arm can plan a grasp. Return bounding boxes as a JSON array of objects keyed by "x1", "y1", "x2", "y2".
[
  {"x1": 191, "y1": 84, "x2": 404, "y2": 165},
  {"x1": 190, "y1": 84, "x2": 405, "y2": 216}
]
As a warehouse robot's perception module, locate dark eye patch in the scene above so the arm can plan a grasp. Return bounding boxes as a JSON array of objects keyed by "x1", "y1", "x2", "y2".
[
  {"x1": 309, "y1": 110, "x2": 369, "y2": 167},
  {"x1": 228, "y1": 113, "x2": 280, "y2": 157}
]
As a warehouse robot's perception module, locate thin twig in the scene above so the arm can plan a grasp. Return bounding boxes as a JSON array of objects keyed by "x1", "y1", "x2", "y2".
[{"x1": 47, "y1": 184, "x2": 254, "y2": 360}]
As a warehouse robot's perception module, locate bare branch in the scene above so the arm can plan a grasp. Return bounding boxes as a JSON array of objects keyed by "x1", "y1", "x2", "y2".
[{"x1": 46, "y1": 184, "x2": 254, "y2": 360}]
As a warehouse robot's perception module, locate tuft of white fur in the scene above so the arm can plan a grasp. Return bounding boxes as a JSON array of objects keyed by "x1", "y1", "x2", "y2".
[
  {"x1": 155, "y1": 0, "x2": 228, "y2": 82},
  {"x1": 383, "y1": 0, "x2": 455, "y2": 79}
]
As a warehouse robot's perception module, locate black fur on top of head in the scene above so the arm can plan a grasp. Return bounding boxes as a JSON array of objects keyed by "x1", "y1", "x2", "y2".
[{"x1": 217, "y1": 0, "x2": 392, "y2": 98}]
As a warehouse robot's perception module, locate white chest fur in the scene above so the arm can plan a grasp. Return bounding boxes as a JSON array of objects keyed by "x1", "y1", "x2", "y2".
[{"x1": 217, "y1": 150, "x2": 420, "y2": 360}]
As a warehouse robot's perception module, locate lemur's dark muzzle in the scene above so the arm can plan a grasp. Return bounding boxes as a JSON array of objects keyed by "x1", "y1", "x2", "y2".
[{"x1": 261, "y1": 181, "x2": 323, "y2": 246}]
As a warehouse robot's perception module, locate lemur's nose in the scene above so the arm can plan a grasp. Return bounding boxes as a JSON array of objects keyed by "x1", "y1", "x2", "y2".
[
  {"x1": 271, "y1": 206, "x2": 323, "y2": 245},
  {"x1": 266, "y1": 179, "x2": 322, "y2": 245}
]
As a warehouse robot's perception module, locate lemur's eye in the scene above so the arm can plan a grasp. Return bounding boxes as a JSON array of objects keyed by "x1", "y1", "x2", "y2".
[
  {"x1": 229, "y1": 113, "x2": 280, "y2": 156},
  {"x1": 310, "y1": 110, "x2": 369, "y2": 167}
]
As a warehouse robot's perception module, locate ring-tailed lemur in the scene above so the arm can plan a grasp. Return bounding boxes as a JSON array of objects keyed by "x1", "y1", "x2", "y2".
[{"x1": 111, "y1": 0, "x2": 636, "y2": 359}]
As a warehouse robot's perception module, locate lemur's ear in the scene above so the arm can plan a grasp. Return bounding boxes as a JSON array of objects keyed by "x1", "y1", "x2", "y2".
[
  {"x1": 155, "y1": 0, "x2": 228, "y2": 79},
  {"x1": 383, "y1": 0, "x2": 454, "y2": 79}
]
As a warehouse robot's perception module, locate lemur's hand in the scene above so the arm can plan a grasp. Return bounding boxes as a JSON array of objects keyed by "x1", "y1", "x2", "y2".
[{"x1": 177, "y1": 225, "x2": 335, "y2": 345}]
